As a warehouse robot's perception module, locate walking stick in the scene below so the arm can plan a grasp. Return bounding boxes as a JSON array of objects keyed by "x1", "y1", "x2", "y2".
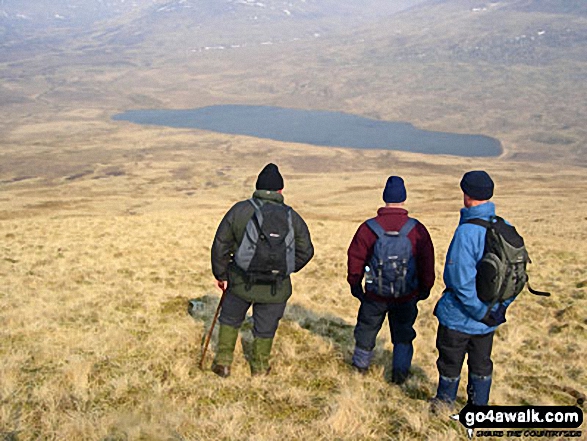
[{"x1": 199, "y1": 285, "x2": 227, "y2": 370}]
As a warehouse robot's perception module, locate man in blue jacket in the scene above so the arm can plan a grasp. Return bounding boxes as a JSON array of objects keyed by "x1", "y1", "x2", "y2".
[{"x1": 432, "y1": 170, "x2": 515, "y2": 409}]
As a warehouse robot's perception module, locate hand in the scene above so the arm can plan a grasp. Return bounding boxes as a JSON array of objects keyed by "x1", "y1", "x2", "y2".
[
  {"x1": 417, "y1": 289, "x2": 431, "y2": 301},
  {"x1": 350, "y1": 284, "x2": 364, "y2": 300},
  {"x1": 216, "y1": 280, "x2": 228, "y2": 291},
  {"x1": 481, "y1": 304, "x2": 507, "y2": 327}
]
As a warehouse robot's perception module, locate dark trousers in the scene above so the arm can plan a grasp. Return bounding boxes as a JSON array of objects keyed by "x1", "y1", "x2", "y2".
[
  {"x1": 354, "y1": 298, "x2": 418, "y2": 351},
  {"x1": 436, "y1": 324, "x2": 494, "y2": 378},
  {"x1": 218, "y1": 290, "x2": 287, "y2": 339}
]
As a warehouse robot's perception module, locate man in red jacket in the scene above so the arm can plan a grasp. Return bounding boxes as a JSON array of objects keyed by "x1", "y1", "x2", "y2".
[{"x1": 347, "y1": 176, "x2": 435, "y2": 384}]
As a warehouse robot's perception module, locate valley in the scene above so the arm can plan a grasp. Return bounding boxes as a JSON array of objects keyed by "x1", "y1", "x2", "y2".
[{"x1": 0, "y1": 1, "x2": 585, "y2": 439}]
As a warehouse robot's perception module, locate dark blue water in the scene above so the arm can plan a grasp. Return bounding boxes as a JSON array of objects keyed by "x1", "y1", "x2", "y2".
[{"x1": 112, "y1": 105, "x2": 502, "y2": 157}]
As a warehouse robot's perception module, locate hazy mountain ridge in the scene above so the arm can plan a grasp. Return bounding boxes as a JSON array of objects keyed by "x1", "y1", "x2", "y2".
[
  {"x1": 0, "y1": 0, "x2": 427, "y2": 63},
  {"x1": 3, "y1": 0, "x2": 585, "y2": 66},
  {"x1": 504, "y1": 0, "x2": 587, "y2": 16},
  {"x1": 413, "y1": 0, "x2": 587, "y2": 16},
  {"x1": 357, "y1": 0, "x2": 587, "y2": 66},
  {"x1": 0, "y1": 0, "x2": 426, "y2": 36},
  {"x1": 0, "y1": 0, "x2": 156, "y2": 31}
]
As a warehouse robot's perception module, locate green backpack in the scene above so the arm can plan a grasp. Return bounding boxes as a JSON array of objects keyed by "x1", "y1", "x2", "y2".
[{"x1": 466, "y1": 216, "x2": 550, "y2": 306}]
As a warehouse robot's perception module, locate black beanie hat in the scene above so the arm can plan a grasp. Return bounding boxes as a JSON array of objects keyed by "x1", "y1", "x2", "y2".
[
  {"x1": 460, "y1": 170, "x2": 494, "y2": 200},
  {"x1": 383, "y1": 176, "x2": 407, "y2": 203},
  {"x1": 255, "y1": 163, "x2": 284, "y2": 191}
]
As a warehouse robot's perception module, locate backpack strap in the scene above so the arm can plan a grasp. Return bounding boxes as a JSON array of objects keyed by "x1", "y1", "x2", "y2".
[
  {"x1": 465, "y1": 218, "x2": 492, "y2": 228},
  {"x1": 365, "y1": 218, "x2": 387, "y2": 295},
  {"x1": 284, "y1": 207, "x2": 295, "y2": 275},
  {"x1": 528, "y1": 279, "x2": 551, "y2": 297},
  {"x1": 365, "y1": 218, "x2": 386, "y2": 238},
  {"x1": 234, "y1": 200, "x2": 264, "y2": 274},
  {"x1": 366, "y1": 217, "x2": 417, "y2": 237},
  {"x1": 399, "y1": 218, "x2": 418, "y2": 237},
  {"x1": 248, "y1": 198, "x2": 264, "y2": 227}
]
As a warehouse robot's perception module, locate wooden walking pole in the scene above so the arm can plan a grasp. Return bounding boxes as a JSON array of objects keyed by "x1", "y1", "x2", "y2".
[{"x1": 199, "y1": 285, "x2": 227, "y2": 370}]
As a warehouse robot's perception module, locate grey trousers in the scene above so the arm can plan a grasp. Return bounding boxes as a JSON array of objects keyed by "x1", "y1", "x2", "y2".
[{"x1": 218, "y1": 290, "x2": 287, "y2": 339}]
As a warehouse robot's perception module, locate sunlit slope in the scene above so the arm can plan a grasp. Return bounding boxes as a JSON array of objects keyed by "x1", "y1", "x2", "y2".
[
  {"x1": 0, "y1": 125, "x2": 585, "y2": 439},
  {"x1": 0, "y1": 0, "x2": 585, "y2": 438}
]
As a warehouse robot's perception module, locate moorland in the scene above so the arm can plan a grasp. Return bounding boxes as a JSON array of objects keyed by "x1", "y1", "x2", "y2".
[{"x1": 0, "y1": 0, "x2": 585, "y2": 439}]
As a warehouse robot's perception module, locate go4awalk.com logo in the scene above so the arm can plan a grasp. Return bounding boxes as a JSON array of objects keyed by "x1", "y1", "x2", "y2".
[{"x1": 450, "y1": 404, "x2": 584, "y2": 439}]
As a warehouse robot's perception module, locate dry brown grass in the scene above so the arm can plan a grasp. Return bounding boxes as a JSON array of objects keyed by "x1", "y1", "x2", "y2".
[
  {"x1": 0, "y1": 116, "x2": 585, "y2": 440},
  {"x1": 0, "y1": 11, "x2": 584, "y2": 441},
  {"x1": 1, "y1": 5, "x2": 585, "y2": 436}
]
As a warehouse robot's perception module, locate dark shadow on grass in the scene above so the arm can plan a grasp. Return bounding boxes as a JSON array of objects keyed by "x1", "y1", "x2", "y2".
[
  {"x1": 380, "y1": 352, "x2": 433, "y2": 401},
  {"x1": 284, "y1": 302, "x2": 356, "y2": 356},
  {"x1": 187, "y1": 295, "x2": 433, "y2": 399},
  {"x1": 285, "y1": 302, "x2": 434, "y2": 397}
]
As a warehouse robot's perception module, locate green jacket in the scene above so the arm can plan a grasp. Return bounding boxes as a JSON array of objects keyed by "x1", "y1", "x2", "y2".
[{"x1": 211, "y1": 190, "x2": 314, "y2": 303}]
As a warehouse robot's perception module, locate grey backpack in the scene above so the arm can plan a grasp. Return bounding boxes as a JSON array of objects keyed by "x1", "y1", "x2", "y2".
[{"x1": 233, "y1": 199, "x2": 295, "y2": 289}]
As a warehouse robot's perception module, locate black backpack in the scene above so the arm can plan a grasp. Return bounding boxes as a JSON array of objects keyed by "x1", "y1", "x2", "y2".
[
  {"x1": 364, "y1": 218, "x2": 419, "y2": 298},
  {"x1": 233, "y1": 199, "x2": 295, "y2": 290},
  {"x1": 466, "y1": 216, "x2": 550, "y2": 307}
]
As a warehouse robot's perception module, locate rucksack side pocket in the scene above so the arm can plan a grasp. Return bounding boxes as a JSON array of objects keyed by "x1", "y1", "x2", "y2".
[{"x1": 476, "y1": 252, "x2": 505, "y2": 303}]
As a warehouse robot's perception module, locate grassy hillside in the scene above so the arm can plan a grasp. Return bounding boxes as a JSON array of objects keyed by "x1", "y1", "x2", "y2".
[
  {"x1": 0, "y1": 122, "x2": 586, "y2": 439},
  {"x1": 0, "y1": 0, "x2": 586, "y2": 439}
]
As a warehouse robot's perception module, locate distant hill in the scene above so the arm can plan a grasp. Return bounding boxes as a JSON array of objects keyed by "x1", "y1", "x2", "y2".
[
  {"x1": 3, "y1": 0, "x2": 584, "y2": 66},
  {"x1": 503, "y1": 0, "x2": 587, "y2": 16},
  {"x1": 0, "y1": 0, "x2": 434, "y2": 67},
  {"x1": 351, "y1": 0, "x2": 587, "y2": 66},
  {"x1": 0, "y1": 0, "x2": 585, "y2": 165},
  {"x1": 0, "y1": 0, "x2": 426, "y2": 58},
  {"x1": 413, "y1": 0, "x2": 587, "y2": 15},
  {"x1": 0, "y1": 0, "x2": 427, "y2": 29}
]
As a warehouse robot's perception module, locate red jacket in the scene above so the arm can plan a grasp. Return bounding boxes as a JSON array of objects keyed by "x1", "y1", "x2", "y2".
[{"x1": 347, "y1": 207, "x2": 435, "y2": 303}]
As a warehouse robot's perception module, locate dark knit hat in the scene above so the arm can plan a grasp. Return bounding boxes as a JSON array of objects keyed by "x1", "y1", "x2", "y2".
[
  {"x1": 383, "y1": 176, "x2": 407, "y2": 203},
  {"x1": 255, "y1": 163, "x2": 284, "y2": 191},
  {"x1": 460, "y1": 170, "x2": 494, "y2": 200}
]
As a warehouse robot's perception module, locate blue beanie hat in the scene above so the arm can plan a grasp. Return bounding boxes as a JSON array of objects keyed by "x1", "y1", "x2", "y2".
[
  {"x1": 460, "y1": 170, "x2": 494, "y2": 200},
  {"x1": 383, "y1": 176, "x2": 406, "y2": 203}
]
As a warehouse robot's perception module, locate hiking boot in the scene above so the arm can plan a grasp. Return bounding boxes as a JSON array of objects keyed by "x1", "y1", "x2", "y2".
[
  {"x1": 430, "y1": 375, "x2": 460, "y2": 414},
  {"x1": 250, "y1": 337, "x2": 273, "y2": 376},
  {"x1": 428, "y1": 397, "x2": 455, "y2": 415},
  {"x1": 391, "y1": 369, "x2": 409, "y2": 385},
  {"x1": 391, "y1": 342, "x2": 413, "y2": 385},
  {"x1": 252, "y1": 366, "x2": 272, "y2": 377},
  {"x1": 351, "y1": 363, "x2": 369, "y2": 375},
  {"x1": 467, "y1": 373, "x2": 492, "y2": 406},
  {"x1": 351, "y1": 346, "x2": 373, "y2": 374},
  {"x1": 211, "y1": 363, "x2": 231, "y2": 378}
]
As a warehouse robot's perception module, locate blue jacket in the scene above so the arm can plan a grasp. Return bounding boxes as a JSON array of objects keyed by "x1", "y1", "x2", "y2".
[{"x1": 434, "y1": 201, "x2": 515, "y2": 335}]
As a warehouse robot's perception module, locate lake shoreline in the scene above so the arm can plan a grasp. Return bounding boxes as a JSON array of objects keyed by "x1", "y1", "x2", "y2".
[{"x1": 113, "y1": 105, "x2": 503, "y2": 157}]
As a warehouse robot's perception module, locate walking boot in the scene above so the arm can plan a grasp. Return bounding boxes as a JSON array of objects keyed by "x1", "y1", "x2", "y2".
[
  {"x1": 467, "y1": 373, "x2": 492, "y2": 406},
  {"x1": 351, "y1": 346, "x2": 374, "y2": 375},
  {"x1": 250, "y1": 337, "x2": 273, "y2": 376},
  {"x1": 391, "y1": 342, "x2": 414, "y2": 385},
  {"x1": 211, "y1": 324, "x2": 239, "y2": 378},
  {"x1": 429, "y1": 375, "x2": 460, "y2": 414}
]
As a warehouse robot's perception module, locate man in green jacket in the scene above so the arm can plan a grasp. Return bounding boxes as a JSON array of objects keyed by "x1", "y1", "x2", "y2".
[{"x1": 210, "y1": 163, "x2": 314, "y2": 377}]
